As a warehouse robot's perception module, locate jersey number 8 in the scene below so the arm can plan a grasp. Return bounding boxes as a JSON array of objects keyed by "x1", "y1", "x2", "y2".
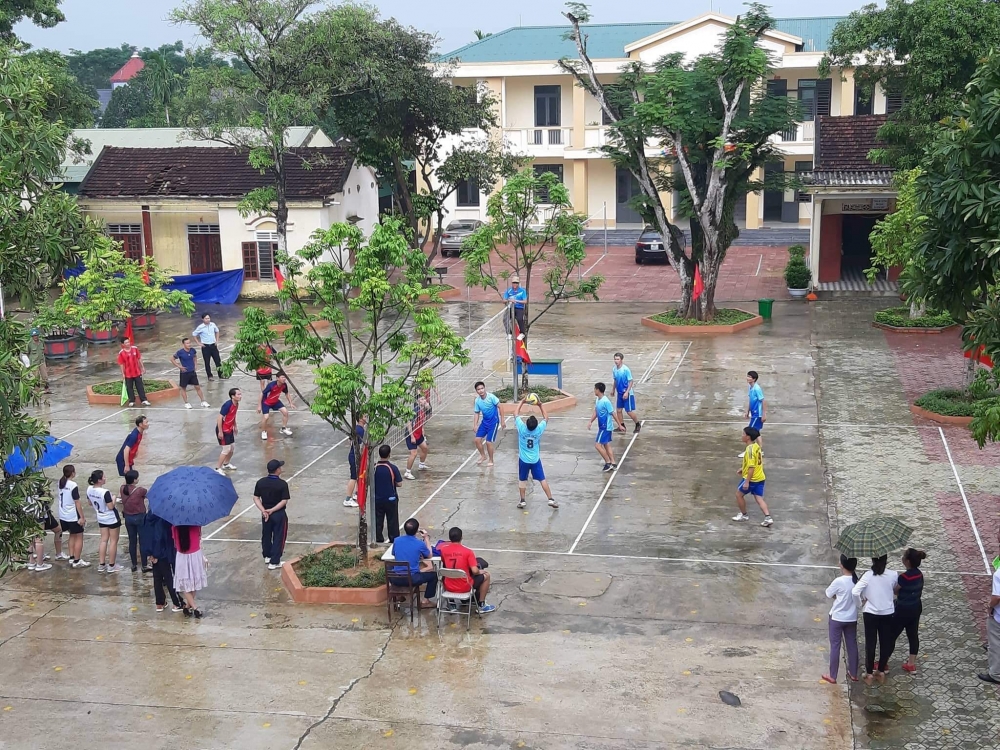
[{"x1": 526, "y1": 439, "x2": 534, "y2": 449}]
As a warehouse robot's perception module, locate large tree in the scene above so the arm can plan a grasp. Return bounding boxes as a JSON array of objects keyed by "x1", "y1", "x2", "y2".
[
  {"x1": 0, "y1": 0, "x2": 63, "y2": 41},
  {"x1": 822, "y1": 0, "x2": 1000, "y2": 169},
  {"x1": 561, "y1": 2, "x2": 798, "y2": 319},
  {"x1": 21, "y1": 49, "x2": 97, "y2": 126}
]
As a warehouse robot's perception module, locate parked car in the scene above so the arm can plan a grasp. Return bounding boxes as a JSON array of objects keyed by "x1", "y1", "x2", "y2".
[
  {"x1": 635, "y1": 227, "x2": 668, "y2": 264},
  {"x1": 440, "y1": 219, "x2": 485, "y2": 257}
]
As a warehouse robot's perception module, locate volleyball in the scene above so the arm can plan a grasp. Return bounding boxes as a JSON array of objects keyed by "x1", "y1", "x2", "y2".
[{"x1": 526, "y1": 393, "x2": 540, "y2": 405}]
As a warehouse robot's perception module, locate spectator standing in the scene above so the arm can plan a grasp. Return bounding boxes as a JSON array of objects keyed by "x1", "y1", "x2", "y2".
[
  {"x1": 253, "y1": 459, "x2": 290, "y2": 570},
  {"x1": 853, "y1": 555, "x2": 899, "y2": 685},
  {"x1": 503, "y1": 275, "x2": 527, "y2": 336},
  {"x1": 57, "y1": 465, "x2": 89, "y2": 568},
  {"x1": 822, "y1": 555, "x2": 860, "y2": 684},
  {"x1": 120, "y1": 470, "x2": 150, "y2": 573},
  {"x1": 438, "y1": 526, "x2": 495, "y2": 613},
  {"x1": 117, "y1": 337, "x2": 149, "y2": 407},
  {"x1": 981, "y1": 541, "x2": 1000, "y2": 684},
  {"x1": 24, "y1": 496, "x2": 53, "y2": 572},
  {"x1": 27, "y1": 329, "x2": 51, "y2": 394},
  {"x1": 389, "y1": 518, "x2": 436, "y2": 608},
  {"x1": 372, "y1": 445, "x2": 402, "y2": 545},
  {"x1": 142, "y1": 511, "x2": 183, "y2": 613},
  {"x1": 172, "y1": 525, "x2": 207, "y2": 618},
  {"x1": 86, "y1": 469, "x2": 123, "y2": 573},
  {"x1": 116, "y1": 416, "x2": 148, "y2": 477},
  {"x1": 192, "y1": 313, "x2": 222, "y2": 380},
  {"x1": 171, "y1": 338, "x2": 209, "y2": 409},
  {"x1": 887, "y1": 548, "x2": 927, "y2": 673}
]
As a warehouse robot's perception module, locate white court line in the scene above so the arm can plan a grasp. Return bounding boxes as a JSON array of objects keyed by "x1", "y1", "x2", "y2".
[
  {"x1": 755, "y1": 254, "x2": 763, "y2": 277},
  {"x1": 204, "y1": 435, "x2": 349, "y2": 540},
  {"x1": 665, "y1": 342, "x2": 692, "y2": 387},
  {"x1": 581, "y1": 254, "x2": 605, "y2": 278},
  {"x1": 426, "y1": 414, "x2": 945, "y2": 431},
  {"x1": 638, "y1": 342, "x2": 670, "y2": 384},
  {"x1": 408, "y1": 450, "x2": 480, "y2": 520},
  {"x1": 938, "y1": 427, "x2": 991, "y2": 574},
  {"x1": 568, "y1": 426, "x2": 642, "y2": 554},
  {"x1": 58, "y1": 409, "x2": 129, "y2": 440}
]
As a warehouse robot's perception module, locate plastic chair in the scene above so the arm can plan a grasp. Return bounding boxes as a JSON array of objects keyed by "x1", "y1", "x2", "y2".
[
  {"x1": 384, "y1": 561, "x2": 421, "y2": 623},
  {"x1": 437, "y1": 567, "x2": 476, "y2": 629}
]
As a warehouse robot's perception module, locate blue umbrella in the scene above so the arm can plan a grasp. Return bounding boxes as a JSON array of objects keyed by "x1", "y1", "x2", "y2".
[
  {"x1": 146, "y1": 466, "x2": 239, "y2": 527},
  {"x1": 4, "y1": 436, "x2": 74, "y2": 475}
]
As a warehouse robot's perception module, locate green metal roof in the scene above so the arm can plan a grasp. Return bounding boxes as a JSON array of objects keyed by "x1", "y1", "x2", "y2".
[{"x1": 440, "y1": 16, "x2": 846, "y2": 63}]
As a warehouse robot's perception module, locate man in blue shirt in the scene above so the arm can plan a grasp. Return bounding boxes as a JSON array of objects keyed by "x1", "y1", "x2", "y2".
[
  {"x1": 372, "y1": 445, "x2": 403, "y2": 544},
  {"x1": 473, "y1": 380, "x2": 501, "y2": 466},
  {"x1": 612, "y1": 352, "x2": 640, "y2": 433},
  {"x1": 514, "y1": 398, "x2": 557, "y2": 509},
  {"x1": 503, "y1": 275, "x2": 528, "y2": 337},
  {"x1": 746, "y1": 371, "x2": 766, "y2": 431},
  {"x1": 171, "y1": 337, "x2": 209, "y2": 409},
  {"x1": 389, "y1": 517, "x2": 436, "y2": 607},
  {"x1": 588, "y1": 382, "x2": 624, "y2": 472}
]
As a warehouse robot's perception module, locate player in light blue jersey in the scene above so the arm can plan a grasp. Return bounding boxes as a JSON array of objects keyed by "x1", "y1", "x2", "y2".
[
  {"x1": 514, "y1": 398, "x2": 557, "y2": 509},
  {"x1": 588, "y1": 382, "x2": 625, "y2": 472},
  {"x1": 612, "y1": 353, "x2": 641, "y2": 433},
  {"x1": 473, "y1": 381, "x2": 502, "y2": 466},
  {"x1": 746, "y1": 371, "x2": 766, "y2": 431}
]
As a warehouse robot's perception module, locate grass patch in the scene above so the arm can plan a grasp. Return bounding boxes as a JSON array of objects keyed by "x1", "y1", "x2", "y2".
[
  {"x1": 650, "y1": 308, "x2": 755, "y2": 326},
  {"x1": 874, "y1": 307, "x2": 955, "y2": 329},
  {"x1": 295, "y1": 545, "x2": 387, "y2": 588},
  {"x1": 914, "y1": 388, "x2": 993, "y2": 417},
  {"x1": 91, "y1": 379, "x2": 173, "y2": 396},
  {"x1": 494, "y1": 384, "x2": 565, "y2": 404}
]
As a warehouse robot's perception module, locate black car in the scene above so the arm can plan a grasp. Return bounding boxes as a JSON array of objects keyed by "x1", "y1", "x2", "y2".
[{"x1": 635, "y1": 228, "x2": 668, "y2": 264}]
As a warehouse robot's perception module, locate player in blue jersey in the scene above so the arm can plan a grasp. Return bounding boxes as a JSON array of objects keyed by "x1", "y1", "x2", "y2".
[
  {"x1": 612, "y1": 353, "x2": 641, "y2": 434},
  {"x1": 588, "y1": 382, "x2": 625, "y2": 472},
  {"x1": 473, "y1": 381, "x2": 502, "y2": 466},
  {"x1": 746, "y1": 371, "x2": 766, "y2": 431},
  {"x1": 514, "y1": 397, "x2": 557, "y2": 509}
]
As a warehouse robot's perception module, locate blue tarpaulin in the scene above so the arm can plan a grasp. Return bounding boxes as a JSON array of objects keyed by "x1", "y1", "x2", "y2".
[{"x1": 164, "y1": 269, "x2": 244, "y2": 305}]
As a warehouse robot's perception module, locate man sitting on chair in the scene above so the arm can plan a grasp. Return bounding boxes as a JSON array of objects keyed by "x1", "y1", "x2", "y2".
[
  {"x1": 438, "y1": 526, "x2": 495, "y2": 614},
  {"x1": 390, "y1": 518, "x2": 436, "y2": 608}
]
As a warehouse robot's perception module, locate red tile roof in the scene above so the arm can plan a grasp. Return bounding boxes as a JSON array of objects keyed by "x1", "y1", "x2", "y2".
[
  {"x1": 814, "y1": 115, "x2": 890, "y2": 170},
  {"x1": 79, "y1": 146, "x2": 355, "y2": 199},
  {"x1": 110, "y1": 55, "x2": 145, "y2": 84}
]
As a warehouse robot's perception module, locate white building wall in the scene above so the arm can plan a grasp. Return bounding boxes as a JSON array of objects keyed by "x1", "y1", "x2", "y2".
[
  {"x1": 331, "y1": 163, "x2": 380, "y2": 238},
  {"x1": 632, "y1": 20, "x2": 787, "y2": 65}
]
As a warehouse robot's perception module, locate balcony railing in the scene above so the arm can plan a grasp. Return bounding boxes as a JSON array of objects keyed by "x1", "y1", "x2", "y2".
[
  {"x1": 779, "y1": 121, "x2": 815, "y2": 143},
  {"x1": 503, "y1": 127, "x2": 573, "y2": 152}
]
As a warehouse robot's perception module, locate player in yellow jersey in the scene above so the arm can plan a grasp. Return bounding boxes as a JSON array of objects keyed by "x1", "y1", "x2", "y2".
[{"x1": 733, "y1": 426, "x2": 773, "y2": 527}]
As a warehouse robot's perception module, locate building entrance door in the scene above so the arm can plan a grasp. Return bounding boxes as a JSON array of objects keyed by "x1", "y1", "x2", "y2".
[{"x1": 615, "y1": 167, "x2": 644, "y2": 226}]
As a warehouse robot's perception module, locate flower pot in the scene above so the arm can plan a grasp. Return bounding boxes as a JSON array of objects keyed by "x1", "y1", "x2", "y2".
[
  {"x1": 84, "y1": 325, "x2": 120, "y2": 344},
  {"x1": 787, "y1": 287, "x2": 809, "y2": 299},
  {"x1": 43, "y1": 335, "x2": 78, "y2": 360},
  {"x1": 129, "y1": 312, "x2": 157, "y2": 330}
]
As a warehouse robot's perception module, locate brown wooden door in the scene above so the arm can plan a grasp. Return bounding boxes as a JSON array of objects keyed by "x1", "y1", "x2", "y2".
[{"x1": 188, "y1": 234, "x2": 223, "y2": 274}]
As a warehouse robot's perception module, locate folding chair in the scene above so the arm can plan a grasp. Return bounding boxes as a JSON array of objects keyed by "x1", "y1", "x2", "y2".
[
  {"x1": 384, "y1": 561, "x2": 421, "y2": 623},
  {"x1": 437, "y1": 567, "x2": 477, "y2": 629}
]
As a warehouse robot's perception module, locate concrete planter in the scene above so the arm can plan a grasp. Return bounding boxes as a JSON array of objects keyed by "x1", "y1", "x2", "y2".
[
  {"x1": 641, "y1": 310, "x2": 763, "y2": 336},
  {"x1": 281, "y1": 543, "x2": 387, "y2": 605},
  {"x1": 43, "y1": 335, "x2": 78, "y2": 360},
  {"x1": 84, "y1": 325, "x2": 121, "y2": 344},
  {"x1": 86, "y1": 381, "x2": 181, "y2": 406},
  {"x1": 268, "y1": 319, "x2": 332, "y2": 335},
  {"x1": 498, "y1": 389, "x2": 578, "y2": 418},
  {"x1": 909, "y1": 404, "x2": 973, "y2": 427},
  {"x1": 872, "y1": 321, "x2": 960, "y2": 335},
  {"x1": 787, "y1": 287, "x2": 809, "y2": 299},
  {"x1": 129, "y1": 312, "x2": 157, "y2": 330}
]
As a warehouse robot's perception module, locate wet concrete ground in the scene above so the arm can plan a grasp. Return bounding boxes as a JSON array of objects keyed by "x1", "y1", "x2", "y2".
[{"x1": 1, "y1": 299, "x2": 998, "y2": 749}]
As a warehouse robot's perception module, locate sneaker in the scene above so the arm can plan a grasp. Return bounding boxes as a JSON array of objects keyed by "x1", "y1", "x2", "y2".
[
  {"x1": 208, "y1": 376, "x2": 215, "y2": 381},
  {"x1": 215, "y1": 468, "x2": 227, "y2": 476},
  {"x1": 27, "y1": 562, "x2": 36, "y2": 570},
  {"x1": 97, "y1": 563, "x2": 107, "y2": 572},
  {"x1": 732, "y1": 513, "x2": 750, "y2": 522},
  {"x1": 193, "y1": 609, "x2": 203, "y2": 619},
  {"x1": 131, "y1": 566, "x2": 138, "y2": 573},
  {"x1": 171, "y1": 605, "x2": 184, "y2": 612},
  {"x1": 261, "y1": 431, "x2": 268, "y2": 441},
  {"x1": 280, "y1": 427, "x2": 293, "y2": 436},
  {"x1": 33, "y1": 563, "x2": 52, "y2": 572},
  {"x1": 610, "y1": 463, "x2": 618, "y2": 471},
  {"x1": 141, "y1": 400, "x2": 151, "y2": 406},
  {"x1": 343, "y1": 498, "x2": 359, "y2": 508},
  {"x1": 601, "y1": 463, "x2": 612, "y2": 472},
  {"x1": 478, "y1": 603, "x2": 497, "y2": 614},
  {"x1": 761, "y1": 516, "x2": 774, "y2": 527},
  {"x1": 185, "y1": 402, "x2": 193, "y2": 410},
  {"x1": 156, "y1": 606, "x2": 165, "y2": 612},
  {"x1": 128, "y1": 402, "x2": 136, "y2": 408},
  {"x1": 264, "y1": 557, "x2": 270, "y2": 565},
  {"x1": 418, "y1": 462, "x2": 430, "y2": 470},
  {"x1": 55, "y1": 553, "x2": 71, "y2": 561},
  {"x1": 404, "y1": 470, "x2": 415, "y2": 480},
  {"x1": 634, "y1": 422, "x2": 642, "y2": 434},
  {"x1": 223, "y1": 463, "x2": 236, "y2": 471},
  {"x1": 73, "y1": 559, "x2": 91, "y2": 568},
  {"x1": 106, "y1": 564, "x2": 125, "y2": 573},
  {"x1": 267, "y1": 562, "x2": 284, "y2": 570},
  {"x1": 43, "y1": 554, "x2": 50, "y2": 560},
  {"x1": 548, "y1": 497, "x2": 559, "y2": 509},
  {"x1": 201, "y1": 401, "x2": 210, "y2": 408},
  {"x1": 141, "y1": 566, "x2": 152, "y2": 573},
  {"x1": 517, "y1": 499, "x2": 526, "y2": 509}
]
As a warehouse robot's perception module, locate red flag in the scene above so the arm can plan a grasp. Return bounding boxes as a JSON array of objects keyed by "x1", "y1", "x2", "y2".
[
  {"x1": 692, "y1": 266, "x2": 704, "y2": 301},
  {"x1": 513, "y1": 321, "x2": 531, "y2": 364},
  {"x1": 123, "y1": 317, "x2": 134, "y2": 342},
  {"x1": 356, "y1": 445, "x2": 369, "y2": 510},
  {"x1": 141, "y1": 258, "x2": 150, "y2": 285},
  {"x1": 274, "y1": 265, "x2": 285, "y2": 291}
]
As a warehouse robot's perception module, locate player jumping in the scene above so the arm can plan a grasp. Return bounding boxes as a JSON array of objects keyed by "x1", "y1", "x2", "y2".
[
  {"x1": 612, "y1": 353, "x2": 640, "y2": 433},
  {"x1": 473, "y1": 381, "x2": 501, "y2": 466}
]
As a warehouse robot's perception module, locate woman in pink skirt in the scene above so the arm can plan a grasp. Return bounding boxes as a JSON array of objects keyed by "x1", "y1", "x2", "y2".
[{"x1": 172, "y1": 525, "x2": 207, "y2": 618}]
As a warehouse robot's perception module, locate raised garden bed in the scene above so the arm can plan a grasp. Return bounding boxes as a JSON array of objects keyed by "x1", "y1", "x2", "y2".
[
  {"x1": 43, "y1": 335, "x2": 78, "y2": 360},
  {"x1": 84, "y1": 325, "x2": 122, "y2": 344},
  {"x1": 494, "y1": 385, "x2": 578, "y2": 417},
  {"x1": 268, "y1": 319, "x2": 332, "y2": 335},
  {"x1": 282, "y1": 543, "x2": 387, "y2": 605},
  {"x1": 909, "y1": 388, "x2": 988, "y2": 426},
  {"x1": 872, "y1": 307, "x2": 958, "y2": 334},
  {"x1": 129, "y1": 312, "x2": 158, "y2": 330},
  {"x1": 86, "y1": 379, "x2": 180, "y2": 406},
  {"x1": 642, "y1": 308, "x2": 762, "y2": 336}
]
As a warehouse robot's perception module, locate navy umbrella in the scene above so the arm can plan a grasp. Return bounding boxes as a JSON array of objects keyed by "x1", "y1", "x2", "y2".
[
  {"x1": 4, "y1": 436, "x2": 74, "y2": 475},
  {"x1": 146, "y1": 466, "x2": 239, "y2": 527}
]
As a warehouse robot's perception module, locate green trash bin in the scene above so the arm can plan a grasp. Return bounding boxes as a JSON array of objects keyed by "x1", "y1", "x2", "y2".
[{"x1": 758, "y1": 298, "x2": 774, "y2": 320}]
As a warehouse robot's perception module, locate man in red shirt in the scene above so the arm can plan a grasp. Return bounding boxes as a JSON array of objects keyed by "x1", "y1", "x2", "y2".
[
  {"x1": 117, "y1": 337, "x2": 149, "y2": 406},
  {"x1": 258, "y1": 372, "x2": 295, "y2": 441},
  {"x1": 438, "y1": 526, "x2": 495, "y2": 614},
  {"x1": 215, "y1": 387, "x2": 242, "y2": 475}
]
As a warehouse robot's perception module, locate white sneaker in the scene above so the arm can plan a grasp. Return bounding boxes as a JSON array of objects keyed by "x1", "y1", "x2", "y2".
[
  {"x1": 106, "y1": 564, "x2": 125, "y2": 573},
  {"x1": 55, "y1": 553, "x2": 71, "y2": 561},
  {"x1": 141, "y1": 401, "x2": 151, "y2": 406},
  {"x1": 343, "y1": 498, "x2": 359, "y2": 508},
  {"x1": 185, "y1": 402, "x2": 193, "y2": 410},
  {"x1": 761, "y1": 516, "x2": 774, "y2": 527},
  {"x1": 43, "y1": 554, "x2": 50, "y2": 560},
  {"x1": 261, "y1": 431, "x2": 268, "y2": 441},
  {"x1": 418, "y1": 462, "x2": 430, "y2": 470},
  {"x1": 732, "y1": 513, "x2": 750, "y2": 522},
  {"x1": 267, "y1": 562, "x2": 284, "y2": 570},
  {"x1": 201, "y1": 401, "x2": 210, "y2": 408},
  {"x1": 223, "y1": 463, "x2": 237, "y2": 471},
  {"x1": 264, "y1": 558, "x2": 270, "y2": 565},
  {"x1": 215, "y1": 468, "x2": 227, "y2": 476},
  {"x1": 404, "y1": 470, "x2": 415, "y2": 480},
  {"x1": 33, "y1": 563, "x2": 53, "y2": 572},
  {"x1": 72, "y1": 559, "x2": 91, "y2": 568},
  {"x1": 27, "y1": 562, "x2": 36, "y2": 570},
  {"x1": 280, "y1": 427, "x2": 293, "y2": 436},
  {"x1": 97, "y1": 563, "x2": 107, "y2": 572}
]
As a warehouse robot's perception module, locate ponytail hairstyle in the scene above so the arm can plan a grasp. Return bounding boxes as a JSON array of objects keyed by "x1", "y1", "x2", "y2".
[
  {"x1": 123, "y1": 470, "x2": 139, "y2": 495},
  {"x1": 871, "y1": 554, "x2": 888, "y2": 576},
  {"x1": 88, "y1": 469, "x2": 104, "y2": 486},
  {"x1": 840, "y1": 554, "x2": 859, "y2": 584},
  {"x1": 177, "y1": 525, "x2": 192, "y2": 553},
  {"x1": 903, "y1": 547, "x2": 927, "y2": 568},
  {"x1": 59, "y1": 464, "x2": 75, "y2": 489}
]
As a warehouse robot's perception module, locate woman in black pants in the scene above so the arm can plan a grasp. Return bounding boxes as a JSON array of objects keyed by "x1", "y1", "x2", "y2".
[
  {"x1": 853, "y1": 554, "x2": 899, "y2": 685},
  {"x1": 888, "y1": 548, "x2": 926, "y2": 673},
  {"x1": 141, "y1": 511, "x2": 183, "y2": 613},
  {"x1": 120, "y1": 470, "x2": 150, "y2": 572}
]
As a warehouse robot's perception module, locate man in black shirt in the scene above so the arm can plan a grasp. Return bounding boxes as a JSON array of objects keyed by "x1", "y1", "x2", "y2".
[
  {"x1": 254, "y1": 459, "x2": 291, "y2": 570},
  {"x1": 373, "y1": 444, "x2": 403, "y2": 545}
]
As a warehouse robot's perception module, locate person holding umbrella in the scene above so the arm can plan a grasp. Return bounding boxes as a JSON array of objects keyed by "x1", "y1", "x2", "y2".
[
  {"x1": 141, "y1": 511, "x2": 183, "y2": 613},
  {"x1": 172, "y1": 524, "x2": 207, "y2": 618}
]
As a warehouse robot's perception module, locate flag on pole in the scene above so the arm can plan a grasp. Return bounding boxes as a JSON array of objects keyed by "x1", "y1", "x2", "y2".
[
  {"x1": 141, "y1": 257, "x2": 150, "y2": 285},
  {"x1": 274, "y1": 265, "x2": 286, "y2": 291},
  {"x1": 120, "y1": 379, "x2": 128, "y2": 406},
  {"x1": 123, "y1": 317, "x2": 134, "y2": 342},
  {"x1": 513, "y1": 321, "x2": 531, "y2": 364},
  {"x1": 692, "y1": 266, "x2": 704, "y2": 301},
  {"x1": 356, "y1": 445, "x2": 369, "y2": 511}
]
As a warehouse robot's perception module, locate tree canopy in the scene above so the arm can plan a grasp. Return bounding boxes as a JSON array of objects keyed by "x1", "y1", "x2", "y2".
[{"x1": 0, "y1": 0, "x2": 63, "y2": 41}]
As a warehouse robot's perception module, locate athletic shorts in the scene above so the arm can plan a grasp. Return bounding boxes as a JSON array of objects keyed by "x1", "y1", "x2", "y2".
[
  {"x1": 261, "y1": 400, "x2": 285, "y2": 414},
  {"x1": 748, "y1": 416, "x2": 763, "y2": 431},
  {"x1": 737, "y1": 479, "x2": 765, "y2": 496},
  {"x1": 596, "y1": 428, "x2": 613, "y2": 444},
  {"x1": 217, "y1": 430, "x2": 235, "y2": 446},
  {"x1": 43, "y1": 513, "x2": 61, "y2": 531},
  {"x1": 256, "y1": 372, "x2": 273, "y2": 382},
  {"x1": 179, "y1": 371, "x2": 200, "y2": 389},
  {"x1": 406, "y1": 434, "x2": 426, "y2": 450},
  {"x1": 616, "y1": 393, "x2": 636, "y2": 412},
  {"x1": 475, "y1": 420, "x2": 499, "y2": 442},
  {"x1": 99, "y1": 511, "x2": 122, "y2": 530},
  {"x1": 518, "y1": 459, "x2": 545, "y2": 482},
  {"x1": 61, "y1": 520, "x2": 84, "y2": 535},
  {"x1": 348, "y1": 454, "x2": 358, "y2": 480}
]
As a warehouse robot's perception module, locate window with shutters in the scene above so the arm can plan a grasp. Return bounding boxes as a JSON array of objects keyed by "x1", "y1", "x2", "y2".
[
  {"x1": 886, "y1": 87, "x2": 904, "y2": 115},
  {"x1": 241, "y1": 242, "x2": 259, "y2": 280},
  {"x1": 796, "y1": 80, "x2": 831, "y2": 121},
  {"x1": 187, "y1": 224, "x2": 220, "y2": 234},
  {"x1": 107, "y1": 224, "x2": 143, "y2": 261}
]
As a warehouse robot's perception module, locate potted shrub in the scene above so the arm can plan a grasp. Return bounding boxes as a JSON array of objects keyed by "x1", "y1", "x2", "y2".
[
  {"x1": 34, "y1": 302, "x2": 82, "y2": 360},
  {"x1": 784, "y1": 247, "x2": 811, "y2": 298}
]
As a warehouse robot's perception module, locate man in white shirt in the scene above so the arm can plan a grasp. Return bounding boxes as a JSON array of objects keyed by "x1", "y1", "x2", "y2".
[
  {"x1": 980, "y1": 531, "x2": 1000, "y2": 684},
  {"x1": 193, "y1": 312, "x2": 223, "y2": 380}
]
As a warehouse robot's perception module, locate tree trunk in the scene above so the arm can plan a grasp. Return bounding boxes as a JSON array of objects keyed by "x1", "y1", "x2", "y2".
[
  {"x1": 392, "y1": 157, "x2": 419, "y2": 247},
  {"x1": 275, "y1": 194, "x2": 291, "y2": 313},
  {"x1": 909, "y1": 299, "x2": 926, "y2": 319},
  {"x1": 963, "y1": 355, "x2": 978, "y2": 390}
]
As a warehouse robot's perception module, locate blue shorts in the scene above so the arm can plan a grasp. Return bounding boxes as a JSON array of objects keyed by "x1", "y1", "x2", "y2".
[
  {"x1": 518, "y1": 459, "x2": 545, "y2": 482},
  {"x1": 261, "y1": 400, "x2": 285, "y2": 414},
  {"x1": 737, "y1": 479, "x2": 765, "y2": 496},
  {"x1": 596, "y1": 428, "x2": 613, "y2": 444},
  {"x1": 348, "y1": 454, "x2": 357, "y2": 480},
  {"x1": 475, "y1": 420, "x2": 500, "y2": 442},
  {"x1": 748, "y1": 416, "x2": 763, "y2": 431},
  {"x1": 617, "y1": 393, "x2": 636, "y2": 412},
  {"x1": 405, "y1": 434, "x2": 425, "y2": 450}
]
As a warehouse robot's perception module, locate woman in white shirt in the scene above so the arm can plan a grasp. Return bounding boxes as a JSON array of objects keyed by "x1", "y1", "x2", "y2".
[
  {"x1": 823, "y1": 555, "x2": 860, "y2": 684},
  {"x1": 852, "y1": 554, "x2": 899, "y2": 685},
  {"x1": 86, "y1": 470, "x2": 123, "y2": 573},
  {"x1": 57, "y1": 465, "x2": 90, "y2": 568}
]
